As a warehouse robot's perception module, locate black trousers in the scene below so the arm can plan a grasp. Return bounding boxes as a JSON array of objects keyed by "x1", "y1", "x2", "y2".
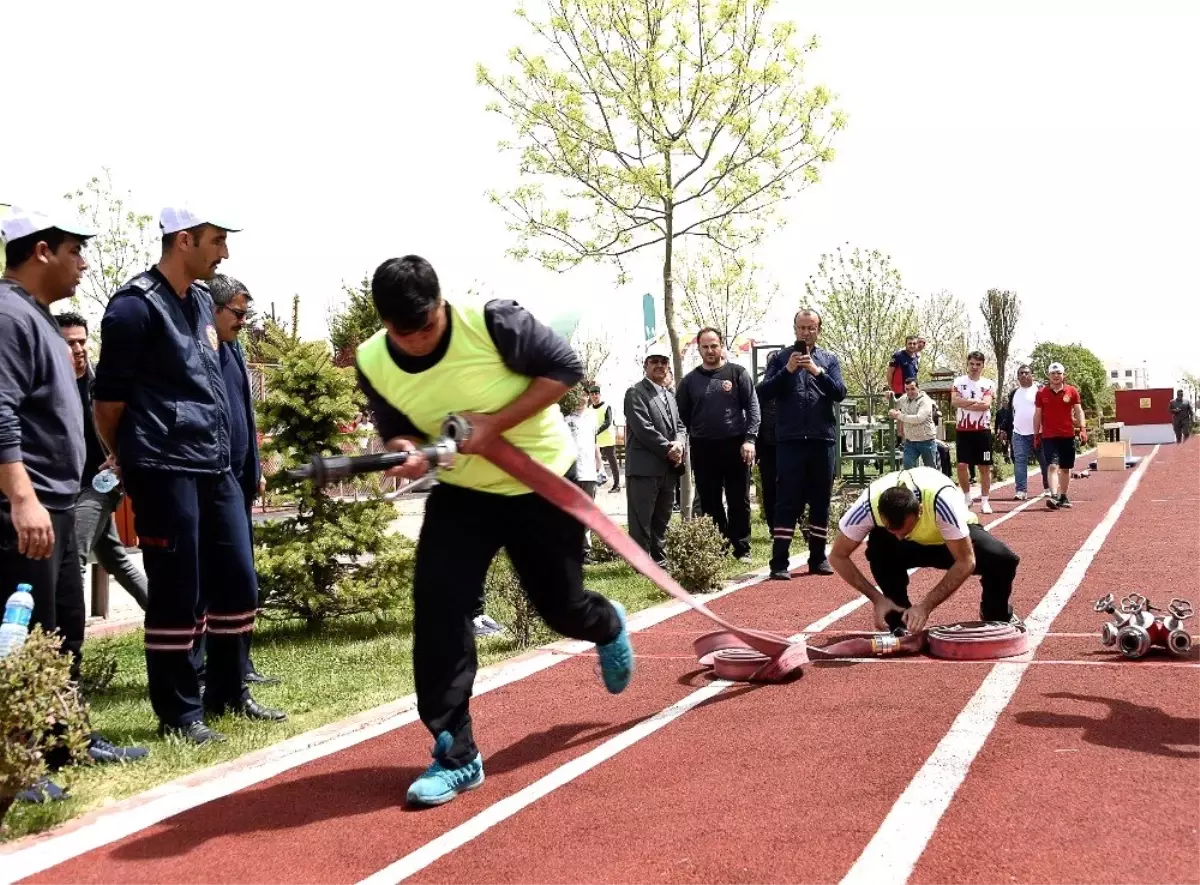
[
  {"x1": 864, "y1": 523, "x2": 1018, "y2": 621},
  {"x1": 756, "y1": 442, "x2": 777, "y2": 530},
  {"x1": 771, "y1": 439, "x2": 836, "y2": 572},
  {"x1": 690, "y1": 437, "x2": 752, "y2": 557},
  {"x1": 1175, "y1": 420, "x2": 1191, "y2": 443},
  {"x1": 0, "y1": 505, "x2": 85, "y2": 679},
  {"x1": 626, "y1": 472, "x2": 676, "y2": 566},
  {"x1": 599, "y1": 446, "x2": 620, "y2": 488},
  {"x1": 414, "y1": 482, "x2": 621, "y2": 767},
  {"x1": 122, "y1": 469, "x2": 256, "y2": 727}
]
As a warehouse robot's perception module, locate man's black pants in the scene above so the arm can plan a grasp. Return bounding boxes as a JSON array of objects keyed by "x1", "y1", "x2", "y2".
[
  {"x1": 690, "y1": 436, "x2": 752, "y2": 557},
  {"x1": 414, "y1": 482, "x2": 621, "y2": 767},
  {"x1": 756, "y1": 442, "x2": 777, "y2": 530},
  {"x1": 123, "y1": 468, "x2": 256, "y2": 727},
  {"x1": 771, "y1": 439, "x2": 836, "y2": 572},
  {"x1": 626, "y1": 473, "x2": 675, "y2": 566},
  {"x1": 599, "y1": 446, "x2": 620, "y2": 489},
  {"x1": 864, "y1": 523, "x2": 1018, "y2": 621},
  {"x1": 0, "y1": 505, "x2": 85, "y2": 679}
]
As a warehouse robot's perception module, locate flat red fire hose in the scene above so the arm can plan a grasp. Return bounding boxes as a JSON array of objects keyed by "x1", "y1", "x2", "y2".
[{"x1": 473, "y1": 433, "x2": 809, "y2": 683}]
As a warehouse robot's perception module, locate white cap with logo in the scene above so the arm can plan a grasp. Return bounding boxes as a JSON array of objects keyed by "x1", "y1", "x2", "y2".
[
  {"x1": 1048, "y1": 362, "x2": 1066, "y2": 374},
  {"x1": 159, "y1": 207, "x2": 242, "y2": 235},
  {"x1": 0, "y1": 205, "x2": 96, "y2": 243}
]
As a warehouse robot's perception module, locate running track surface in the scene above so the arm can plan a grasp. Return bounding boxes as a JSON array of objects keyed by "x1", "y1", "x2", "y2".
[{"x1": 4, "y1": 442, "x2": 1197, "y2": 884}]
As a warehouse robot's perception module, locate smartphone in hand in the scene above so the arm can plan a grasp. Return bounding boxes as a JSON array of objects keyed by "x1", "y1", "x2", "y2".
[{"x1": 795, "y1": 340, "x2": 809, "y2": 355}]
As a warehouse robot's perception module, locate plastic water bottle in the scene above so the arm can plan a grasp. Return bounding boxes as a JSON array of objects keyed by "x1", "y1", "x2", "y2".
[
  {"x1": 0, "y1": 585, "x2": 34, "y2": 659},
  {"x1": 92, "y1": 469, "x2": 119, "y2": 494}
]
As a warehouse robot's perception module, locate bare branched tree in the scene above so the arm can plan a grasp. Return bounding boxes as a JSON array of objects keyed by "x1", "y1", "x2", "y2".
[{"x1": 676, "y1": 245, "x2": 779, "y2": 345}]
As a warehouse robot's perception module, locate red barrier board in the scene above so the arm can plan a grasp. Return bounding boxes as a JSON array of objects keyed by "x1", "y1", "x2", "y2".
[{"x1": 1114, "y1": 387, "x2": 1173, "y2": 425}]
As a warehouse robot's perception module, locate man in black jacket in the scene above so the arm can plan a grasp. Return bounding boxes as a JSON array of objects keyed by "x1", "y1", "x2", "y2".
[
  {"x1": 754, "y1": 351, "x2": 780, "y2": 531},
  {"x1": 676, "y1": 328, "x2": 760, "y2": 559}
]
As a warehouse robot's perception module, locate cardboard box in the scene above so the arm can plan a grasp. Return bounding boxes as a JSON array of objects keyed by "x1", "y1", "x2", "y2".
[
  {"x1": 1096, "y1": 455, "x2": 1126, "y2": 472},
  {"x1": 1097, "y1": 440, "x2": 1130, "y2": 459}
]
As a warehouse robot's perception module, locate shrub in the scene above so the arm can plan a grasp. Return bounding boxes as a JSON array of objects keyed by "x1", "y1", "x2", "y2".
[
  {"x1": 1, "y1": 628, "x2": 90, "y2": 826},
  {"x1": 77, "y1": 644, "x2": 118, "y2": 696},
  {"x1": 664, "y1": 515, "x2": 727, "y2": 593},
  {"x1": 254, "y1": 325, "x2": 418, "y2": 626},
  {"x1": 483, "y1": 553, "x2": 555, "y2": 648},
  {"x1": 588, "y1": 534, "x2": 621, "y2": 563},
  {"x1": 558, "y1": 382, "x2": 587, "y2": 417}
]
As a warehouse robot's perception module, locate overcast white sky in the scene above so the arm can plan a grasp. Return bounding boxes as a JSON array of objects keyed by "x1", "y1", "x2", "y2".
[{"x1": 4, "y1": 0, "x2": 1197, "y2": 392}]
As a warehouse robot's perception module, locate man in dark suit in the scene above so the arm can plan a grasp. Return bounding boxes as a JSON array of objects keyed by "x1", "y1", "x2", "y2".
[{"x1": 623, "y1": 346, "x2": 684, "y2": 567}]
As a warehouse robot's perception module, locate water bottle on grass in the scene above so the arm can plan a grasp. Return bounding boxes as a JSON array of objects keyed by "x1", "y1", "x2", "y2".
[{"x1": 0, "y1": 584, "x2": 35, "y2": 659}]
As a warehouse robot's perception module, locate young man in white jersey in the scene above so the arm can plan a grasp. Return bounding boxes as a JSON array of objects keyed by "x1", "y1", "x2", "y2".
[
  {"x1": 997, "y1": 364, "x2": 1049, "y2": 500},
  {"x1": 951, "y1": 351, "x2": 996, "y2": 513}
]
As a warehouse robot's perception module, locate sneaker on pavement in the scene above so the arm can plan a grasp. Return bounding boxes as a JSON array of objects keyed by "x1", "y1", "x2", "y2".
[
  {"x1": 981, "y1": 499, "x2": 993, "y2": 514},
  {"x1": 596, "y1": 600, "x2": 634, "y2": 694},
  {"x1": 1058, "y1": 495, "x2": 1072, "y2": 509},
  {"x1": 809, "y1": 559, "x2": 834, "y2": 576},
  {"x1": 1014, "y1": 491, "x2": 1027, "y2": 501},
  {"x1": 406, "y1": 732, "x2": 484, "y2": 807},
  {"x1": 770, "y1": 570, "x2": 791, "y2": 581},
  {"x1": 87, "y1": 733, "x2": 149, "y2": 764},
  {"x1": 1045, "y1": 494, "x2": 1060, "y2": 510}
]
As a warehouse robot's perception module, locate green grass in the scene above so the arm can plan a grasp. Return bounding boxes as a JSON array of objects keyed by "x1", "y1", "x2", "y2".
[{"x1": 2, "y1": 514, "x2": 776, "y2": 843}]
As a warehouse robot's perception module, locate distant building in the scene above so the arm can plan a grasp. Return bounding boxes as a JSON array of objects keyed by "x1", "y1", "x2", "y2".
[{"x1": 1106, "y1": 361, "x2": 1149, "y2": 390}]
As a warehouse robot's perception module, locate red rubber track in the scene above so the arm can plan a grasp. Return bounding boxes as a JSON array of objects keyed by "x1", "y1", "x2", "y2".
[
  {"x1": 15, "y1": 443, "x2": 1198, "y2": 884},
  {"x1": 911, "y1": 440, "x2": 1200, "y2": 885}
]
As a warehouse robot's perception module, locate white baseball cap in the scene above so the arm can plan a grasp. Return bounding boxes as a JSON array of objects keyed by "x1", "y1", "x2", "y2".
[
  {"x1": 159, "y1": 207, "x2": 242, "y2": 235},
  {"x1": 1048, "y1": 362, "x2": 1066, "y2": 374},
  {"x1": 0, "y1": 205, "x2": 96, "y2": 244},
  {"x1": 644, "y1": 343, "x2": 672, "y2": 361}
]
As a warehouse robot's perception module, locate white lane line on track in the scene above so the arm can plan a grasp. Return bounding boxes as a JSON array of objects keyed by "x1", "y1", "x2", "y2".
[
  {"x1": 839, "y1": 445, "x2": 1160, "y2": 885},
  {"x1": 356, "y1": 485, "x2": 1052, "y2": 885}
]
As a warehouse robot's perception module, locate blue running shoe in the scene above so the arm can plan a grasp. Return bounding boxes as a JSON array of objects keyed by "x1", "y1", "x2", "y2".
[
  {"x1": 596, "y1": 600, "x2": 634, "y2": 694},
  {"x1": 406, "y1": 731, "x2": 484, "y2": 807}
]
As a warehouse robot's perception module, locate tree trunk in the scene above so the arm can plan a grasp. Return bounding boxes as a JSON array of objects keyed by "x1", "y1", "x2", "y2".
[{"x1": 662, "y1": 201, "x2": 692, "y2": 519}]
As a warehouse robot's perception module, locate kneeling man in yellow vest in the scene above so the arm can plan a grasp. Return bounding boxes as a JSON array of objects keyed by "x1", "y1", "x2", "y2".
[
  {"x1": 828, "y1": 467, "x2": 1021, "y2": 634},
  {"x1": 356, "y1": 255, "x2": 634, "y2": 808}
]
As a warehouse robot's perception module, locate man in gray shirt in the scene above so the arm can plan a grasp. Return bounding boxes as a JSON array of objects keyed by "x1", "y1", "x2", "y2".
[{"x1": 676, "y1": 328, "x2": 760, "y2": 560}]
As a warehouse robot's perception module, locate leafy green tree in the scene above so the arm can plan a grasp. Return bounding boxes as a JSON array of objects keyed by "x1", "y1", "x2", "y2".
[
  {"x1": 980, "y1": 288, "x2": 1021, "y2": 406},
  {"x1": 252, "y1": 325, "x2": 415, "y2": 626},
  {"x1": 63, "y1": 168, "x2": 155, "y2": 318},
  {"x1": 806, "y1": 244, "x2": 916, "y2": 412},
  {"x1": 1028, "y1": 341, "x2": 1113, "y2": 416},
  {"x1": 915, "y1": 289, "x2": 968, "y2": 380},
  {"x1": 328, "y1": 275, "x2": 381, "y2": 367},
  {"x1": 676, "y1": 245, "x2": 779, "y2": 345},
  {"x1": 479, "y1": 0, "x2": 845, "y2": 514}
]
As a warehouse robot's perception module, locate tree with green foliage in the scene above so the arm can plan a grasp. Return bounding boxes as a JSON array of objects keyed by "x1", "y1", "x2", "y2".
[
  {"x1": 980, "y1": 288, "x2": 1021, "y2": 406},
  {"x1": 328, "y1": 275, "x2": 381, "y2": 367},
  {"x1": 479, "y1": 0, "x2": 845, "y2": 514},
  {"x1": 252, "y1": 325, "x2": 416, "y2": 626},
  {"x1": 915, "y1": 289, "x2": 969, "y2": 380},
  {"x1": 63, "y1": 168, "x2": 155, "y2": 317},
  {"x1": 806, "y1": 244, "x2": 916, "y2": 412},
  {"x1": 1028, "y1": 341, "x2": 1113, "y2": 416},
  {"x1": 676, "y1": 244, "x2": 779, "y2": 345}
]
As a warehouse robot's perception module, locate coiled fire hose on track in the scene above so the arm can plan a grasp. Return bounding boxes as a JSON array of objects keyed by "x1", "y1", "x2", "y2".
[{"x1": 287, "y1": 415, "x2": 1029, "y2": 681}]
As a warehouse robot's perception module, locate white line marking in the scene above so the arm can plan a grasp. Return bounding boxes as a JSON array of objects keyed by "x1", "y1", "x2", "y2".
[
  {"x1": 0, "y1": 555, "x2": 808, "y2": 882},
  {"x1": 839, "y1": 445, "x2": 1160, "y2": 885}
]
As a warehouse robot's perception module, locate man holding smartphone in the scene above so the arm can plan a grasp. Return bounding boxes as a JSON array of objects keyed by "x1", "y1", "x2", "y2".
[{"x1": 759, "y1": 309, "x2": 847, "y2": 579}]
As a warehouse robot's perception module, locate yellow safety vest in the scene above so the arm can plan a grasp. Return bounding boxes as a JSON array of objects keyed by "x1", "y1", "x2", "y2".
[
  {"x1": 593, "y1": 402, "x2": 616, "y2": 448},
  {"x1": 356, "y1": 303, "x2": 575, "y2": 496},
  {"x1": 868, "y1": 466, "x2": 978, "y2": 545}
]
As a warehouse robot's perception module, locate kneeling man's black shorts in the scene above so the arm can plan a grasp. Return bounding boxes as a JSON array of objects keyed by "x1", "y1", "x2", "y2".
[
  {"x1": 955, "y1": 429, "x2": 994, "y2": 467},
  {"x1": 1042, "y1": 436, "x2": 1076, "y2": 469}
]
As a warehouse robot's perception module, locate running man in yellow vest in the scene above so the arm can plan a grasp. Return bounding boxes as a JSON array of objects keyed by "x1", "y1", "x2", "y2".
[
  {"x1": 356, "y1": 255, "x2": 634, "y2": 807},
  {"x1": 828, "y1": 467, "x2": 1021, "y2": 633}
]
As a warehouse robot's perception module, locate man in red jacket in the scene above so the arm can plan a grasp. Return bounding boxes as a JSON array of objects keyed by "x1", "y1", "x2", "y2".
[{"x1": 1034, "y1": 361, "x2": 1088, "y2": 510}]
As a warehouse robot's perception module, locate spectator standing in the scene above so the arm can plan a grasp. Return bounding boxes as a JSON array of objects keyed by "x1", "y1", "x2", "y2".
[
  {"x1": 888, "y1": 377, "x2": 937, "y2": 468},
  {"x1": 1169, "y1": 390, "x2": 1194, "y2": 443},
  {"x1": 952, "y1": 351, "x2": 996, "y2": 513},
  {"x1": 888, "y1": 335, "x2": 921, "y2": 398},
  {"x1": 565, "y1": 389, "x2": 601, "y2": 559},
  {"x1": 1, "y1": 208, "x2": 147, "y2": 791},
  {"x1": 624, "y1": 346, "x2": 684, "y2": 567},
  {"x1": 760, "y1": 309, "x2": 847, "y2": 579},
  {"x1": 57, "y1": 313, "x2": 149, "y2": 610},
  {"x1": 996, "y1": 365, "x2": 1049, "y2": 500},
  {"x1": 1035, "y1": 362, "x2": 1088, "y2": 510},
  {"x1": 588, "y1": 385, "x2": 621, "y2": 492},
  {"x1": 754, "y1": 350, "x2": 780, "y2": 530},
  {"x1": 93, "y1": 207, "x2": 285, "y2": 745},
  {"x1": 675, "y1": 328, "x2": 760, "y2": 560},
  {"x1": 208, "y1": 274, "x2": 278, "y2": 686}
]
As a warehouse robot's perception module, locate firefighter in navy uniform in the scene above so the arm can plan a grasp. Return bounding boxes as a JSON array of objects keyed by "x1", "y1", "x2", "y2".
[
  {"x1": 356, "y1": 255, "x2": 634, "y2": 807},
  {"x1": 92, "y1": 207, "x2": 286, "y2": 745}
]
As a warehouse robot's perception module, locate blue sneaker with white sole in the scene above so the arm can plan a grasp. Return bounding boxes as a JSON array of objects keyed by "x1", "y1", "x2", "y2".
[
  {"x1": 596, "y1": 600, "x2": 634, "y2": 694},
  {"x1": 406, "y1": 731, "x2": 484, "y2": 807}
]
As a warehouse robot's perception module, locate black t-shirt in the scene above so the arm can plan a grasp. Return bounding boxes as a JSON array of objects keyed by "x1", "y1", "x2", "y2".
[{"x1": 77, "y1": 373, "x2": 108, "y2": 489}]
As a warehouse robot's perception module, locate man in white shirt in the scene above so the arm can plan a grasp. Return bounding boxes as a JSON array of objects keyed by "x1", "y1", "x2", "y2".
[
  {"x1": 565, "y1": 392, "x2": 601, "y2": 558},
  {"x1": 951, "y1": 351, "x2": 996, "y2": 513},
  {"x1": 828, "y1": 466, "x2": 1021, "y2": 633},
  {"x1": 997, "y1": 364, "x2": 1049, "y2": 500}
]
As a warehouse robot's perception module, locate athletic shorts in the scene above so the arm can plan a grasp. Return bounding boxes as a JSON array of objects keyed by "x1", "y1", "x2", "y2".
[
  {"x1": 955, "y1": 429, "x2": 994, "y2": 467},
  {"x1": 1041, "y1": 436, "x2": 1076, "y2": 469}
]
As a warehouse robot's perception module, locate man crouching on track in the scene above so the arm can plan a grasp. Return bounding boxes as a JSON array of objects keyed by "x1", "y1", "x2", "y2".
[
  {"x1": 356, "y1": 255, "x2": 634, "y2": 808},
  {"x1": 827, "y1": 466, "x2": 1022, "y2": 634}
]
